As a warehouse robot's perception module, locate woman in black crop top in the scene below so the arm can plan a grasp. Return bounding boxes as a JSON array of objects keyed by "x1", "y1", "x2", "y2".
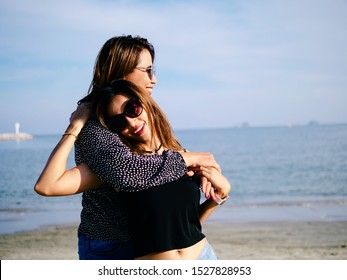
[
  {"x1": 94, "y1": 80, "x2": 231, "y2": 259},
  {"x1": 35, "y1": 80, "x2": 231, "y2": 259}
]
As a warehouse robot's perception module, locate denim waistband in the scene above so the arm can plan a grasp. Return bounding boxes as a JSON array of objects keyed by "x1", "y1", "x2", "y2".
[{"x1": 198, "y1": 240, "x2": 218, "y2": 260}]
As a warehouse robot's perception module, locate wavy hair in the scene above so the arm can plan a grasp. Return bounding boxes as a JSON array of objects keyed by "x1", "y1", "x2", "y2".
[
  {"x1": 79, "y1": 35, "x2": 155, "y2": 104},
  {"x1": 95, "y1": 80, "x2": 182, "y2": 154}
]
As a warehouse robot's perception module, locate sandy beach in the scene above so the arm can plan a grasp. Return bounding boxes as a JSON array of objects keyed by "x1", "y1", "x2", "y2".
[{"x1": 1, "y1": 220, "x2": 346, "y2": 260}]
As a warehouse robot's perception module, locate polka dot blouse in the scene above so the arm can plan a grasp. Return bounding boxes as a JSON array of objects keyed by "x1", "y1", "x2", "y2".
[{"x1": 74, "y1": 118, "x2": 188, "y2": 242}]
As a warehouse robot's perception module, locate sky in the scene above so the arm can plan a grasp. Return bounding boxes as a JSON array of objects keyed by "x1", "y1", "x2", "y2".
[{"x1": 0, "y1": 0, "x2": 346, "y2": 134}]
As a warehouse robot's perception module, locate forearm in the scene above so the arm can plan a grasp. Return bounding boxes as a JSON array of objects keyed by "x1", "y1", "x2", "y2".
[
  {"x1": 35, "y1": 133, "x2": 78, "y2": 196},
  {"x1": 35, "y1": 105, "x2": 101, "y2": 196}
]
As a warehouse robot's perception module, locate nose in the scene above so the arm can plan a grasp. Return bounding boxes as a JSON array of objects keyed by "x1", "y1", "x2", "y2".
[
  {"x1": 151, "y1": 74, "x2": 157, "y2": 84},
  {"x1": 125, "y1": 116, "x2": 139, "y2": 130}
]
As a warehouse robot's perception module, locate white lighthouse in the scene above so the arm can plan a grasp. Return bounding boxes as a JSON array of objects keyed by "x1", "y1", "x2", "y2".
[
  {"x1": 15, "y1": 122, "x2": 20, "y2": 135},
  {"x1": 0, "y1": 122, "x2": 33, "y2": 141}
]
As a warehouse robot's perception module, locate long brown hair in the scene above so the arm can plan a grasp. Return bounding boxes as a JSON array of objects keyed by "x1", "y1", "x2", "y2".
[
  {"x1": 95, "y1": 80, "x2": 182, "y2": 154},
  {"x1": 79, "y1": 35, "x2": 155, "y2": 104}
]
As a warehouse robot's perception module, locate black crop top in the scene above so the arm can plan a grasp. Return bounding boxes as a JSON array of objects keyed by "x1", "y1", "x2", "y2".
[{"x1": 121, "y1": 176, "x2": 206, "y2": 257}]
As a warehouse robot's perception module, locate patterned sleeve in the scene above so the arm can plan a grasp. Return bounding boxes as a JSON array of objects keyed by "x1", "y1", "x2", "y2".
[{"x1": 75, "y1": 118, "x2": 188, "y2": 192}]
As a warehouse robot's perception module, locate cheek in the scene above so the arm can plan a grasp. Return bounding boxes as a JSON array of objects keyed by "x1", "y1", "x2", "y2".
[
  {"x1": 125, "y1": 74, "x2": 148, "y2": 89},
  {"x1": 143, "y1": 115, "x2": 152, "y2": 134},
  {"x1": 125, "y1": 73, "x2": 141, "y2": 85},
  {"x1": 119, "y1": 128, "x2": 132, "y2": 139},
  {"x1": 134, "y1": 77, "x2": 146, "y2": 88}
]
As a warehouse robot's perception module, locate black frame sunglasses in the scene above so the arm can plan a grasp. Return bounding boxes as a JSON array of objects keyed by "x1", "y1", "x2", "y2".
[{"x1": 107, "y1": 97, "x2": 143, "y2": 132}]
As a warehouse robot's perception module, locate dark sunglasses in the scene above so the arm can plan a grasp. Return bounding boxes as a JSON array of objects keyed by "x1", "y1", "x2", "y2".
[{"x1": 107, "y1": 97, "x2": 143, "y2": 132}]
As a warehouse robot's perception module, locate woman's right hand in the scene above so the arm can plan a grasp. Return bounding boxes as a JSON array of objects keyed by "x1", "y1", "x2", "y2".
[{"x1": 180, "y1": 151, "x2": 221, "y2": 172}]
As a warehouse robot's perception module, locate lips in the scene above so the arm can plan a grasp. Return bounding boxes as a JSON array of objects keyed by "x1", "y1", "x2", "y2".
[
  {"x1": 134, "y1": 123, "x2": 145, "y2": 136},
  {"x1": 146, "y1": 87, "x2": 153, "y2": 95}
]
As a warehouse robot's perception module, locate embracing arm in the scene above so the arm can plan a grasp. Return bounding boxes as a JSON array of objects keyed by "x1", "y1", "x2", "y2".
[
  {"x1": 35, "y1": 105, "x2": 221, "y2": 196},
  {"x1": 77, "y1": 119, "x2": 221, "y2": 192},
  {"x1": 34, "y1": 104, "x2": 102, "y2": 196}
]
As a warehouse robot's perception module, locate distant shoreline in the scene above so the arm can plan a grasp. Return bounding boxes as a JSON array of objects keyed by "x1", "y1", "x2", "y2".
[
  {"x1": 24, "y1": 122, "x2": 347, "y2": 135},
  {"x1": 0, "y1": 133, "x2": 33, "y2": 141}
]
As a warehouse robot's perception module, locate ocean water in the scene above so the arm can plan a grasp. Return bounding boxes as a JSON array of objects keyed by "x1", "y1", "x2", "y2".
[{"x1": 1, "y1": 124, "x2": 347, "y2": 234}]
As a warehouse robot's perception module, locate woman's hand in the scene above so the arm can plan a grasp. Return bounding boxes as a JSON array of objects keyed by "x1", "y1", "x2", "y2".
[
  {"x1": 200, "y1": 176, "x2": 214, "y2": 200},
  {"x1": 198, "y1": 168, "x2": 231, "y2": 223},
  {"x1": 66, "y1": 102, "x2": 93, "y2": 136},
  {"x1": 198, "y1": 167, "x2": 231, "y2": 201},
  {"x1": 180, "y1": 152, "x2": 221, "y2": 173},
  {"x1": 181, "y1": 152, "x2": 225, "y2": 199}
]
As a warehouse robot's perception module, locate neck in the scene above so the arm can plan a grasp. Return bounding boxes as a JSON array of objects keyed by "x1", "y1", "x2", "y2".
[
  {"x1": 144, "y1": 143, "x2": 162, "y2": 154},
  {"x1": 138, "y1": 133, "x2": 163, "y2": 154}
]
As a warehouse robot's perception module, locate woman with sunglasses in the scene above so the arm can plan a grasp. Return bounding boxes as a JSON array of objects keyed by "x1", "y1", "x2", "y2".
[
  {"x1": 97, "y1": 80, "x2": 231, "y2": 259},
  {"x1": 36, "y1": 79, "x2": 231, "y2": 259},
  {"x1": 35, "y1": 35, "x2": 221, "y2": 259}
]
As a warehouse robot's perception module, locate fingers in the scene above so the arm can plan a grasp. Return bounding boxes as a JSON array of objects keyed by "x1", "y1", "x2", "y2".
[
  {"x1": 198, "y1": 175, "x2": 213, "y2": 200},
  {"x1": 204, "y1": 179, "x2": 213, "y2": 200},
  {"x1": 70, "y1": 103, "x2": 93, "y2": 124},
  {"x1": 180, "y1": 151, "x2": 221, "y2": 172},
  {"x1": 200, "y1": 176, "x2": 207, "y2": 194},
  {"x1": 199, "y1": 166, "x2": 231, "y2": 198},
  {"x1": 185, "y1": 170, "x2": 195, "y2": 177},
  {"x1": 209, "y1": 186, "x2": 216, "y2": 201},
  {"x1": 76, "y1": 102, "x2": 93, "y2": 116},
  {"x1": 200, "y1": 177, "x2": 216, "y2": 200},
  {"x1": 66, "y1": 103, "x2": 93, "y2": 135},
  {"x1": 204, "y1": 153, "x2": 221, "y2": 172},
  {"x1": 199, "y1": 166, "x2": 215, "y2": 180}
]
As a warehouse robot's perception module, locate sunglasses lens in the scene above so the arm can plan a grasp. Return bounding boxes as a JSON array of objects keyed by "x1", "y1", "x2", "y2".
[
  {"x1": 148, "y1": 67, "x2": 155, "y2": 79},
  {"x1": 108, "y1": 115, "x2": 127, "y2": 132},
  {"x1": 125, "y1": 99, "x2": 143, "y2": 118},
  {"x1": 108, "y1": 98, "x2": 143, "y2": 132}
]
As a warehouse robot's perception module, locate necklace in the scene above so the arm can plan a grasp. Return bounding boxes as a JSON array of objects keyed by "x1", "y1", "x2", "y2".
[{"x1": 144, "y1": 143, "x2": 162, "y2": 154}]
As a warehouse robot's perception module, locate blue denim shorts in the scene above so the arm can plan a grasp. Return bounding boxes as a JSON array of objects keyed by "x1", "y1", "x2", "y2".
[
  {"x1": 78, "y1": 232, "x2": 134, "y2": 260},
  {"x1": 198, "y1": 240, "x2": 218, "y2": 260}
]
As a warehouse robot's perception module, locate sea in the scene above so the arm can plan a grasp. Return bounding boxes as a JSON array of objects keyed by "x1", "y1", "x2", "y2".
[{"x1": 1, "y1": 124, "x2": 347, "y2": 234}]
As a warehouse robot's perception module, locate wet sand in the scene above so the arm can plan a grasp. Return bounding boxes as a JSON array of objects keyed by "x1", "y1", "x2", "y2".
[{"x1": 1, "y1": 221, "x2": 346, "y2": 260}]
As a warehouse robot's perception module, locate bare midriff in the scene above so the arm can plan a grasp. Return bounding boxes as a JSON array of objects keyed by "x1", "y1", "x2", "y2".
[{"x1": 135, "y1": 238, "x2": 206, "y2": 260}]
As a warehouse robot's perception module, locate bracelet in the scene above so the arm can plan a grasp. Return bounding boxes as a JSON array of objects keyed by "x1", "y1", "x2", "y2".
[
  {"x1": 62, "y1": 132, "x2": 78, "y2": 141},
  {"x1": 214, "y1": 194, "x2": 229, "y2": 205}
]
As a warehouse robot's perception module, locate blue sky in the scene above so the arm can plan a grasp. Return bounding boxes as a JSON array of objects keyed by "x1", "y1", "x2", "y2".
[{"x1": 1, "y1": 0, "x2": 346, "y2": 134}]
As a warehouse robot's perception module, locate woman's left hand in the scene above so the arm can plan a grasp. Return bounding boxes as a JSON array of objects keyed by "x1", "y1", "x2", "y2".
[{"x1": 198, "y1": 167, "x2": 231, "y2": 201}]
